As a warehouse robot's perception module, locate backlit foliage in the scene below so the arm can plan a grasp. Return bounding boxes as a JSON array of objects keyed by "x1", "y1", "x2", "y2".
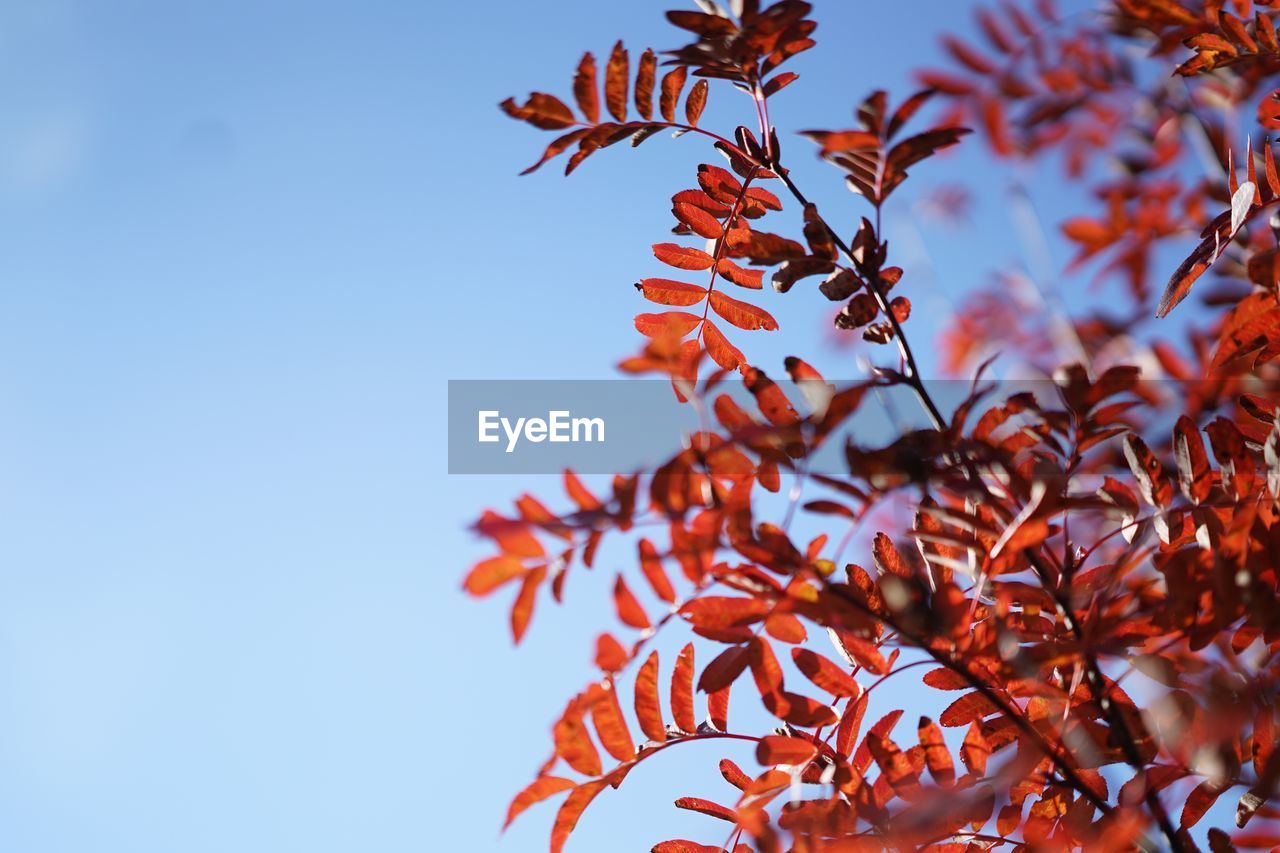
[{"x1": 472, "y1": 2, "x2": 1280, "y2": 850}]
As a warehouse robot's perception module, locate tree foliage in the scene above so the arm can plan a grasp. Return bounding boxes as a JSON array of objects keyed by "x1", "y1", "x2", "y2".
[{"x1": 473, "y1": 1, "x2": 1280, "y2": 850}]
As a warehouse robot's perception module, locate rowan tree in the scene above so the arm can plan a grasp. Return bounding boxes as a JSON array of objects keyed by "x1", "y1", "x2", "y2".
[{"x1": 466, "y1": 1, "x2": 1280, "y2": 850}]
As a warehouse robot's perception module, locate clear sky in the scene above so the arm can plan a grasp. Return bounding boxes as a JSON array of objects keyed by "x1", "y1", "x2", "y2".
[{"x1": 0, "y1": 1, "x2": 1183, "y2": 852}]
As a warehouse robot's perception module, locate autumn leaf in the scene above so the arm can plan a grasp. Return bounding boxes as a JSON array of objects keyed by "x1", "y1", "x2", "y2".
[{"x1": 709, "y1": 291, "x2": 779, "y2": 331}]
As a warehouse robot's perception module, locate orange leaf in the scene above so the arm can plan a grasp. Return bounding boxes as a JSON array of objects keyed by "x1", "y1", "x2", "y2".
[
  {"x1": 511, "y1": 565, "x2": 545, "y2": 643},
  {"x1": 681, "y1": 596, "x2": 770, "y2": 629},
  {"x1": 867, "y1": 733, "x2": 920, "y2": 795},
  {"x1": 637, "y1": 538, "x2": 677, "y2": 603},
  {"x1": 674, "y1": 796, "x2": 735, "y2": 822},
  {"x1": 792, "y1": 647, "x2": 860, "y2": 696},
  {"x1": 697, "y1": 644, "x2": 749, "y2": 693},
  {"x1": 499, "y1": 92, "x2": 576, "y2": 130},
  {"x1": 613, "y1": 574, "x2": 651, "y2": 629},
  {"x1": 504, "y1": 775, "x2": 575, "y2": 829},
  {"x1": 837, "y1": 689, "x2": 868, "y2": 757},
  {"x1": 463, "y1": 555, "x2": 525, "y2": 595},
  {"x1": 636, "y1": 278, "x2": 708, "y2": 306},
  {"x1": 701, "y1": 320, "x2": 744, "y2": 371},
  {"x1": 708, "y1": 683, "x2": 730, "y2": 732},
  {"x1": 922, "y1": 667, "x2": 970, "y2": 690},
  {"x1": 652, "y1": 843, "x2": 721, "y2": 853},
  {"x1": 707, "y1": 291, "x2": 776, "y2": 331},
  {"x1": 590, "y1": 682, "x2": 636, "y2": 761},
  {"x1": 572, "y1": 53, "x2": 599, "y2": 123},
  {"x1": 660, "y1": 67, "x2": 687, "y2": 122},
  {"x1": 960, "y1": 722, "x2": 989, "y2": 775},
  {"x1": 747, "y1": 636, "x2": 787, "y2": 712},
  {"x1": 551, "y1": 781, "x2": 607, "y2": 853},
  {"x1": 594, "y1": 633, "x2": 628, "y2": 672},
  {"x1": 757, "y1": 735, "x2": 817, "y2": 766},
  {"x1": 872, "y1": 532, "x2": 912, "y2": 577},
  {"x1": 653, "y1": 242, "x2": 715, "y2": 270},
  {"x1": 764, "y1": 612, "x2": 807, "y2": 643},
  {"x1": 830, "y1": 629, "x2": 889, "y2": 675},
  {"x1": 940, "y1": 691, "x2": 1000, "y2": 727},
  {"x1": 554, "y1": 699, "x2": 602, "y2": 776},
  {"x1": 671, "y1": 642, "x2": 697, "y2": 733},
  {"x1": 716, "y1": 258, "x2": 764, "y2": 289},
  {"x1": 673, "y1": 202, "x2": 724, "y2": 239},
  {"x1": 605, "y1": 41, "x2": 629, "y2": 121},
  {"x1": 564, "y1": 469, "x2": 603, "y2": 512},
  {"x1": 635, "y1": 311, "x2": 702, "y2": 338},
  {"x1": 1181, "y1": 779, "x2": 1225, "y2": 829},
  {"x1": 635, "y1": 49, "x2": 657, "y2": 120},
  {"x1": 918, "y1": 716, "x2": 955, "y2": 785},
  {"x1": 685, "y1": 79, "x2": 709, "y2": 125},
  {"x1": 634, "y1": 651, "x2": 667, "y2": 742}
]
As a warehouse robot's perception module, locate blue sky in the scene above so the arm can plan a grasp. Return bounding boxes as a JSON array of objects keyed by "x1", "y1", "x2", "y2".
[{"x1": 0, "y1": 1, "x2": 1205, "y2": 852}]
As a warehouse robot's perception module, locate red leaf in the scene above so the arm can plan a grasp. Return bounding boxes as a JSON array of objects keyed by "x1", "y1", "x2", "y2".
[
  {"x1": 573, "y1": 53, "x2": 600, "y2": 123},
  {"x1": 698, "y1": 644, "x2": 749, "y2": 693},
  {"x1": 590, "y1": 682, "x2": 636, "y2": 761},
  {"x1": 918, "y1": 716, "x2": 955, "y2": 785},
  {"x1": 685, "y1": 80, "x2": 709, "y2": 126},
  {"x1": 673, "y1": 202, "x2": 724, "y2": 239},
  {"x1": 708, "y1": 683, "x2": 730, "y2": 732},
  {"x1": 780, "y1": 691, "x2": 838, "y2": 728},
  {"x1": 1122, "y1": 434, "x2": 1173, "y2": 507},
  {"x1": 551, "y1": 781, "x2": 607, "y2": 853},
  {"x1": 673, "y1": 796, "x2": 736, "y2": 823},
  {"x1": 940, "y1": 691, "x2": 999, "y2": 727},
  {"x1": 830, "y1": 630, "x2": 889, "y2": 675},
  {"x1": 792, "y1": 647, "x2": 861, "y2": 696},
  {"x1": 463, "y1": 555, "x2": 524, "y2": 596},
  {"x1": 757, "y1": 735, "x2": 818, "y2": 766},
  {"x1": 635, "y1": 49, "x2": 656, "y2": 120},
  {"x1": 1182, "y1": 779, "x2": 1225, "y2": 829},
  {"x1": 613, "y1": 574, "x2": 651, "y2": 629},
  {"x1": 604, "y1": 41, "x2": 629, "y2": 122},
  {"x1": 594, "y1": 633, "x2": 628, "y2": 672},
  {"x1": 635, "y1": 311, "x2": 702, "y2": 338},
  {"x1": 943, "y1": 36, "x2": 996, "y2": 73},
  {"x1": 720, "y1": 758, "x2": 751, "y2": 789},
  {"x1": 681, "y1": 596, "x2": 770, "y2": 628},
  {"x1": 653, "y1": 242, "x2": 715, "y2": 270},
  {"x1": 716, "y1": 258, "x2": 764, "y2": 289},
  {"x1": 710, "y1": 291, "x2": 779, "y2": 331},
  {"x1": 652, "y1": 843, "x2": 721, "y2": 853},
  {"x1": 837, "y1": 689, "x2": 868, "y2": 757},
  {"x1": 554, "y1": 699, "x2": 602, "y2": 776},
  {"x1": 960, "y1": 722, "x2": 990, "y2": 775},
  {"x1": 660, "y1": 67, "x2": 687, "y2": 122},
  {"x1": 764, "y1": 613, "x2": 807, "y2": 643},
  {"x1": 636, "y1": 278, "x2": 708, "y2": 306},
  {"x1": 747, "y1": 636, "x2": 786, "y2": 712},
  {"x1": 505, "y1": 775, "x2": 575, "y2": 829},
  {"x1": 638, "y1": 538, "x2": 677, "y2": 603},
  {"x1": 867, "y1": 732, "x2": 921, "y2": 795},
  {"x1": 500, "y1": 92, "x2": 576, "y2": 130},
  {"x1": 923, "y1": 668, "x2": 970, "y2": 690},
  {"x1": 1173, "y1": 415, "x2": 1212, "y2": 504},
  {"x1": 519, "y1": 127, "x2": 593, "y2": 175},
  {"x1": 671, "y1": 643, "x2": 698, "y2": 733},
  {"x1": 701, "y1": 320, "x2": 744, "y2": 371},
  {"x1": 635, "y1": 651, "x2": 667, "y2": 742},
  {"x1": 564, "y1": 469, "x2": 603, "y2": 512},
  {"x1": 511, "y1": 564, "x2": 545, "y2": 643},
  {"x1": 872, "y1": 532, "x2": 912, "y2": 578}
]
